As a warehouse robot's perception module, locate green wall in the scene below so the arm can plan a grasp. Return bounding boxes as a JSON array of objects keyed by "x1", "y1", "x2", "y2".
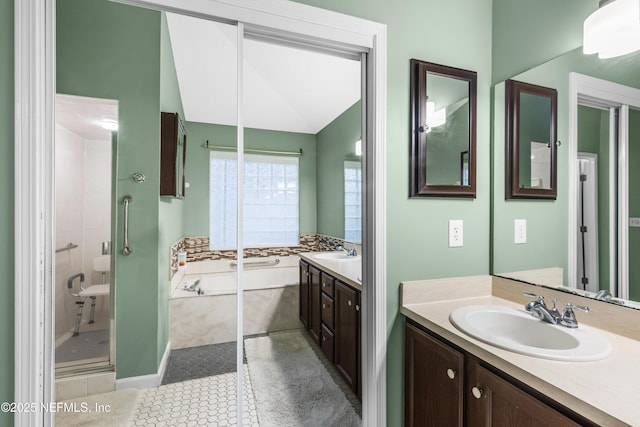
[
  {"x1": 1, "y1": 0, "x2": 14, "y2": 424},
  {"x1": 157, "y1": 12, "x2": 185, "y2": 366},
  {"x1": 57, "y1": 0, "x2": 164, "y2": 379},
  {"x1": 491, "y1": 0, "x2": 597, "y2": 84},
  {"x1": 183, "y1": 122, "x2": 317, "y2": 237},
  {"x1": 316, "y1": 101, "x2": 361, "y2": 239}
]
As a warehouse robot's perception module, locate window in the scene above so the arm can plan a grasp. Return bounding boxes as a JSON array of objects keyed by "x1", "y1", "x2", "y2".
[
  {"x1": 344, "y1": 160, "x2": 362, "y2": 243},
  {"x1": 210, "y1": 151, "x2": 299, "y2": 249}
]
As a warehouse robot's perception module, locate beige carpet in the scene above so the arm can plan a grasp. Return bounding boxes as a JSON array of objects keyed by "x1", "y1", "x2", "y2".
[
  {"x1": 54, "y1": 389, "x2": 140, "y2": 427},
  {"x1": 245, "y1": 330, "x2": 361, "y2": 427}
]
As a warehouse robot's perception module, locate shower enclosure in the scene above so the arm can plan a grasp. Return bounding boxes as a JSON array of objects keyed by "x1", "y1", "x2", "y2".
[{"x1": 54, "y1": 94, "x2": 116, "y2": 373}]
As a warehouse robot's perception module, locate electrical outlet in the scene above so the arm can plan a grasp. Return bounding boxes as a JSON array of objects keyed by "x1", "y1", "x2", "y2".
[
  {"x1": 630, "y1": 217, "x2": 640, "y2": 227},
  {"x1": 449, "y1": 220, "x2": 463, "y2": 247},
  {"x1": 514, "y1": 219, "x2": 527, "y2": 244}
]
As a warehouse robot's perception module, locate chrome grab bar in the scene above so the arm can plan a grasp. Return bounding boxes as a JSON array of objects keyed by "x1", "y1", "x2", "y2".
[
  {"x1": 56, "y1": 243, "x2": 78, "y2": 253},
  {"x1": 230, "y1": 258, "x2": 280, "y2": 268},
  {"x1": 122, "y1": 196, "x2": 132, "y2": 256}
]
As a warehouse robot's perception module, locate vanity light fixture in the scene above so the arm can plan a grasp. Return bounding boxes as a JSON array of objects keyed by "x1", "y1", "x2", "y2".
[{"x1": 583, "y1": 0, "x2": 640, "y2": 59}]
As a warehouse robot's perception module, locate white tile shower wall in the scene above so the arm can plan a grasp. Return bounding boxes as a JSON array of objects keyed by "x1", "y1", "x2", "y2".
[
  {"x1": 55, "y1": 126, "x2": 86, "y2": 342},
  {"x1": 54, "y1": 126, "x2": 112, "y2": 343},
  {"x1": 80, "y1": 137, "x2": 112, "y2": 322}
]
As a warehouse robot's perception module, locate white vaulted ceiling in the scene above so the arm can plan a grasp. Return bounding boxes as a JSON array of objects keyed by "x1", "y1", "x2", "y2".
[{"x1": 166, "y1": 13, "x2": 361, "y2": 135}]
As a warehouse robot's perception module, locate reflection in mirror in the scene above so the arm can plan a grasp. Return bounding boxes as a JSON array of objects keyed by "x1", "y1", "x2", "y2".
[
  {"x1": 505, "y1": 79, "x2": 557, "y2": 199},
  {"x1": 410, "y1": 59, "x2": 477, "y2": 197},
  {"x1": 492, "y1": 46, "x2": 640, "y2": 310}
]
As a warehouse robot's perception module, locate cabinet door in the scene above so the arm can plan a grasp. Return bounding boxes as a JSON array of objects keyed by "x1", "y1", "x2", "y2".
[
  {"x1": 405, "y1": 322, "x2": 464, "y2": 427},
  {"x1": 309, "y1": 266, "x2": 321, "y2": 344},
  {"x1": 335, "y1": 281, "x2": 358, "y2": 393},
  {"x1": 467, "y1": 363, "x2": 582, "y2": 427},
  {"x1": 299, "y1": 261, "x2": 309, "y2": 329}
]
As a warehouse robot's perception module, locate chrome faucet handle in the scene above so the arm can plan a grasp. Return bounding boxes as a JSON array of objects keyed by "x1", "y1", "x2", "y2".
[
  {"x1": 565, "y1": 302, "x2": 589, "y2": 313},
  {"x1": 560, "y1": 303, "x2": 589, "y2": 328}
]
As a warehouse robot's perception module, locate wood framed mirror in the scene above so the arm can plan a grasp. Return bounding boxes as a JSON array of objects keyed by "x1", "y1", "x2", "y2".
[
  {"x1": 410, "y1": 59, "x2": 477, "y2": 198},
  {"x1": 505, "y1": 79, "x2": 558, "y2": 200}
]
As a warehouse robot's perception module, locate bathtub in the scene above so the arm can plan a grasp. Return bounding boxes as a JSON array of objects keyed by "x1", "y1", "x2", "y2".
[{"x1": 169, "y1": 256, "x2": 302, "y2": 349}]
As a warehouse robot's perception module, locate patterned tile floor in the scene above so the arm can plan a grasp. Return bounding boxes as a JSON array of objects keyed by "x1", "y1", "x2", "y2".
[
  {"x1": 130, "y1": 333, "x2": 360, "y2": 426},
  {"x1": 130, "y1": 366, "x2": 259, "y2": 427}
]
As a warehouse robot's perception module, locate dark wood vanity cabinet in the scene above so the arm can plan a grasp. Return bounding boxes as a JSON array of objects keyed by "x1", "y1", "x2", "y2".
[
  {"x1": 335, "y1": 280, "x2": 359, "y2": 393},
  {"x1": 299, "y1": 260, "x2": 361, "y2": 398},
  {"x1": 160, "y1": 112, "x2": 187, "y2": 198},
  {"x1": 405, "y1": 322, "x2": 464, "y2": 427},
  {"x1": 405, "y1": 320, "x2": 594, "y2": 427}
]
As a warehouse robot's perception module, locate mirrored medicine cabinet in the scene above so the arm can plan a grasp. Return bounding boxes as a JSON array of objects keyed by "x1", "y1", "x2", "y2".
[
  {"x1": 505, "y1": 79, "x2": 558, "y2": 200},
  {"x1": 410, "y1": 59, "x2": 477, "y2": 198}
]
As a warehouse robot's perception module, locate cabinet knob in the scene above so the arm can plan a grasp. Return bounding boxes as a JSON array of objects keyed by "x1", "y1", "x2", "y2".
[
  {"x1": 446, "y1": 368, "x2": 456, "y2": 379},
  {"x1": 322, "y1": 303, "x2": 326, "y2": 309},
  {"x1": 472, "y1": 387, "x2": 484, "y2": 399},
  {"x1": 322, "y1": 282, "x2": 326, "y2": 287},
  {"x1": 323, "y1": 336, "x2": 326, "y2": 342},
  {"x1": 355, "y1": 304, "x2": 360, "y2": 311},
  {"x1": 348, "y1": 300, "x2": 352, "y2": 306}
]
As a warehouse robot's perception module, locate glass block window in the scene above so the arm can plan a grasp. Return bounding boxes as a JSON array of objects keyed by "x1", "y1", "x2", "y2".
[
  {"x1": 210, "y1": 151, "x2": 299, "y2": 249},
  {"x1": 344, "y1": 160, "x2": 362, "y2": 243}
]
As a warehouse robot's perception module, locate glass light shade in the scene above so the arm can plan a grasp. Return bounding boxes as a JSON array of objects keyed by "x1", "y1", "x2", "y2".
[{"x1": 583, "y1": 0, "x2": 640, "y2": 58}]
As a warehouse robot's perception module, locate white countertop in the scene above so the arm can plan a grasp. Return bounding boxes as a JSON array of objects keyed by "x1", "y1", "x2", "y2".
[
  {"x1": 401, "y1": 277, "x2": 640, "y2": 427},
  {"x1": 298, "y1": 252, "x2": 362, "y2": 291}
]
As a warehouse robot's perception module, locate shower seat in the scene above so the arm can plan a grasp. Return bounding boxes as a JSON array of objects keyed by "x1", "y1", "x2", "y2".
[{"x1": 67, "y1": 255, "x2": 111, "y2": 336}]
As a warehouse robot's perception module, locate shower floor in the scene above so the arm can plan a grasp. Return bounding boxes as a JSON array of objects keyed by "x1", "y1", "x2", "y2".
[
  {"x1": 161, "y1": 340, "x2": 249, "y2": 385},
  {"x1": 55, "y1": 329, "x2": 109, "y2": 365}
]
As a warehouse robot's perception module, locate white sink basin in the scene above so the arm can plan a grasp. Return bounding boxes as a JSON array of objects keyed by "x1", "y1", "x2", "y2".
[
  {"x1": 449, "y1": 305, "x2": 611, "y2": 361},
  {"x1": 311, "y1": 252, "x2": 360, "y2": 261}
]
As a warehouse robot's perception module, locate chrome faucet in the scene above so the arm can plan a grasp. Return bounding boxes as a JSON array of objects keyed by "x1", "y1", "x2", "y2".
[
  {"x1": 336, "y1": 245, "x2": 357, "y2": 256},
  {"x1": 523, "y1": 292, "x2": 589, "y2": 328},
  {"x1": 594, "y1": 289, "x2": 612, "y2": 301}
]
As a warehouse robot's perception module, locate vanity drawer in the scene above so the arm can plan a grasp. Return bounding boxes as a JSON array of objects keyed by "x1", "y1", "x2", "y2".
[
  {"x1": 321, "y1": 272, "x2": 335, "y2": 297},
  {"x1": 321, "y1": 324, "x2": 335, "y2": 363},
  {"x1": 322, "y1": 293, "x2": 335, "y2": 330}
]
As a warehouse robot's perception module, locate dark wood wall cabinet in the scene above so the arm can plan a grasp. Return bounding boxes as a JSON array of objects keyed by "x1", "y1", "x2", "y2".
[
  {"x1": 405, "y1": 320, "x2": 597, "y2": 427},
  {"x1": 299, "y1": 260, "x2": 361, "y2": 398},
  {"x1": 160, "y1": 112, "x2": 187, "y2": 198}
]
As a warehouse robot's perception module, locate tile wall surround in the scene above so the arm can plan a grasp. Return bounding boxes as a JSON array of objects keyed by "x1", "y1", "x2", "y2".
[{"x1": 170, "y1": 234, "x2": 361, "y2": 279}]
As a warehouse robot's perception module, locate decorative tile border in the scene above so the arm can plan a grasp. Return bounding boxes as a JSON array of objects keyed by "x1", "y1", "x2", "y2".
[{"x1": 169, "y1": 234, "x2": 361, "y2": 279}]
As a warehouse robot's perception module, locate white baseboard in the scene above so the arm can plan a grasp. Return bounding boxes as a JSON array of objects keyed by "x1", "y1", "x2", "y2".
[{"x1": 115, "y1": 341, "x2": 171, "y2": 390}]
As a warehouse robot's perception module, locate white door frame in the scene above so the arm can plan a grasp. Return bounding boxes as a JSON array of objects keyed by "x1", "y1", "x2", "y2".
[
  {"x1": 568, "y1": 73, "x2": 640, "y2": 300},
  {"x1": 14, "y1": 0, "x2": 387, "y2": 426}
]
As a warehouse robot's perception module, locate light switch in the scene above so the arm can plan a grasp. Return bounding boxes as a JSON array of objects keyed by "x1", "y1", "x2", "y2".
[
  {"x1": 514, "y1": 219, "x2": 527, "y2": 244},
  {"x1": 449, "y1": 220, "x2": 463, "y2": 247}
]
